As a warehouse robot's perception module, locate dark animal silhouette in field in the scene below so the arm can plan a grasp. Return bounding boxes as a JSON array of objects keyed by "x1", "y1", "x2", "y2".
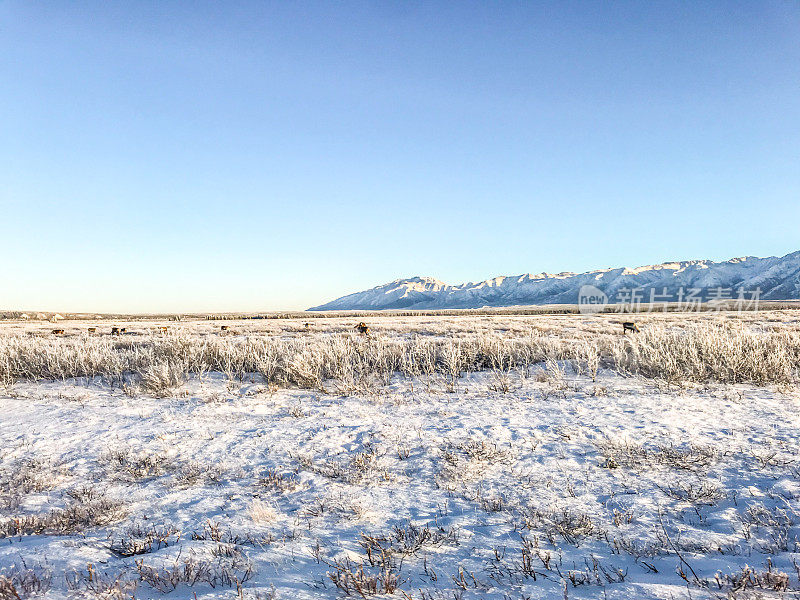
[
  {"x1": 52, "y1": 329, "x2": 65, "y2": 335},
  {"x1": 87, "y1": 327, "x2": 97, "y2": 334},
  {"x1": 111, "y1": 327, "x2": 121, "y2": 336},
  {"x1": 157, "y1": 326, "x2": 168, "y2": 334},
  {"x1": 221, "y1": 325, "x2": 229, "y2": 331},
  {"x1": 622, "y1": 322, "x2": 640, "y2": 334},
  {"x1": 355, "y1": 322, "x2": 370, "y2": 335}
]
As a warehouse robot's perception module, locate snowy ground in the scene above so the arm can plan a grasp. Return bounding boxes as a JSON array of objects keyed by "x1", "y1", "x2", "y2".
[{"x1": 2, "y1": 316, "x2": 800, "y2": 599}]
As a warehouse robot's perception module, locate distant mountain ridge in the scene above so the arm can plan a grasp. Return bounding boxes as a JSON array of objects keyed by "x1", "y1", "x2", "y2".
[{"x1": 309, "y1": 251, "x2": 800, "y2": 311}]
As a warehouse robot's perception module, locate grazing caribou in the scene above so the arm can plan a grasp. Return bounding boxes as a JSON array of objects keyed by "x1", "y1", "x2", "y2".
[
  {"x1": 157, "y1": 326, "x2": 168, "y2": 334},
  {"x1": 87, "y1": 327, "x2": 97, "y2": 334},
  {"x1": 355, "y1": 322, "x2": 370, "y2": 335},
  {"x1": 111, "y1": 327, "x2": 121, "y2": 336},
  {"x1": 52, "y1": 329, "x2": 65, "y2": 335},
  {"x1": 221, "y1": 325, "x2": 229, "y2": 331},
  {"x1": 622, "y1": 322, "x2": 640, "y2": 334}
]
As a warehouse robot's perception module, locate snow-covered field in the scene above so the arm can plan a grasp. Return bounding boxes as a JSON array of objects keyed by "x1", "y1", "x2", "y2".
[{"x1": 2, "y1": 313, "x2": 800, "y2": 599}]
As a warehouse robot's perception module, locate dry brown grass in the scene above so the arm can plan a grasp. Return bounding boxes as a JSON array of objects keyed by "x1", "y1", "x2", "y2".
[{"x1": 0, "y1": 496, "x2": 126, "y2": 538}]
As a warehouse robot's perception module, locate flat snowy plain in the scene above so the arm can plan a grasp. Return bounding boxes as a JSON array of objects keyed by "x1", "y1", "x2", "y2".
[{"x1": 1, "y1": 313, "x2": 800, "y2": 600}]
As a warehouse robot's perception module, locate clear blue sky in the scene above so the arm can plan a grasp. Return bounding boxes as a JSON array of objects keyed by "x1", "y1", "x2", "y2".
[{"x1": 2, "y1": 1, "x2": 799, "y2": 312}]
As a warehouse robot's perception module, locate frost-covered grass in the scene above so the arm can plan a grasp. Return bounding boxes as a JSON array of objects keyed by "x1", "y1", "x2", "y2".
[
  {"x1": 2, "y1": 311, "x2": 800, "y2": 389},
  {"x1": 1, "y1": 313, "x2": 800, "y2": 599}
]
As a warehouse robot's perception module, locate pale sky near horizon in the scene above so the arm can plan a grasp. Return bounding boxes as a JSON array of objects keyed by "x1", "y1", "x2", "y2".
[{"x1": 2, "y1": 2, "x2": 799, "y2": 312}]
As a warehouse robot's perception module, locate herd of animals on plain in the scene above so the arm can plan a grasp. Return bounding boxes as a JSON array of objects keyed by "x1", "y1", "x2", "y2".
[{"x1": 43, "y1": 320, "x2": 642, "y2": 336}]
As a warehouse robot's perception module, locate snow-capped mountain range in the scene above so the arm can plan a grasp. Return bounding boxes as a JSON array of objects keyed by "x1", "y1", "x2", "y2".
[{"x1": 309, "y1": 251, "x2": 800, "y2": 310}]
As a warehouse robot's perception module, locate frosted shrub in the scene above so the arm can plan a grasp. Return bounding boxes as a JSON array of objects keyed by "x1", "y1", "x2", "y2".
[
  {"x1": 140, "y1": 357, "x2": 188, "y2": 396},
  {"x1": 578, "y1": 340, "x2": 601, "y2": 382},
  {"x1": 286, "y1": 347, "x2": 323, "y2": 388},
  {"x1": 611, "y1": 323, "x2": 796, "y2": 384}
]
